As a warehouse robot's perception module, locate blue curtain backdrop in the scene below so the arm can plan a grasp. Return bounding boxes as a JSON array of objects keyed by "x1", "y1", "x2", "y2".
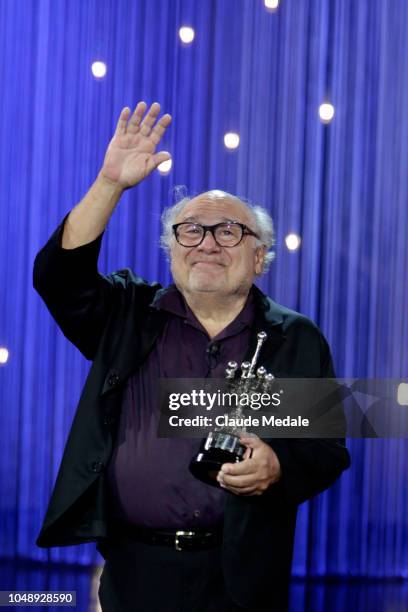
[{"x1": 0, "y1": 0, "x2": 407, "y2": 575}]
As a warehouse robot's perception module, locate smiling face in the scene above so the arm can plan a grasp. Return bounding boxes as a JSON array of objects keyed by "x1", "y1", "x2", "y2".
[{"x1": 169, "y1": 192, "x2": 265, "y2": 300}]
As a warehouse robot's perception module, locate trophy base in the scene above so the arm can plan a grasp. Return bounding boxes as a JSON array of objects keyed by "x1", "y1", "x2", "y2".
[{"x1": 189, "y1": 432, "x2": 246, "y2": 486}]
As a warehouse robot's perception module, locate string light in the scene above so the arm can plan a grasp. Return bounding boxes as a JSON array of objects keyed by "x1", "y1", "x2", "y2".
[
  {"x1": 157, "y1": 158, "x2": 172, "y2": 174},
  {"x1": 397, "y1": 383, "x2": 408, "y2": 406},
  {"x1": 264, "y1": 0, "x2": 280, "y2": 11},
  {"x1": 224, "y1": 132, "x2": 240, "y2": 150},
  {"x1": 91, "y1": 61, "x2": 107, "y2": 79},
  {"x1": 0, "y1": 347, "x2": 9, "y2": 364},
  {"x1": 285, "y1": 233, "x2": 301, "y2": 251},
  {"x1": 179, "y1": 27, "x2": 195, "y2": 44},
  {"x1": 319, "y1": 103, "x2": 335, "y2": 123}
]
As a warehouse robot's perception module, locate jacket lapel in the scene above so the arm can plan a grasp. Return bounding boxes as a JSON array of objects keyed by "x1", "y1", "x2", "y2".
[
  {"x1": 101, "y1": 298, "x2": 169, "y2": 396},
  {"x1": 243, "y1": 286, "x2": 286, "y2": 369}
]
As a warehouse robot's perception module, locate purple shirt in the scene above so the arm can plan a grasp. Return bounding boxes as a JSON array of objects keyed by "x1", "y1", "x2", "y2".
[{"x1": 107, "y1": 286, "x2": 254, "y2": 528}]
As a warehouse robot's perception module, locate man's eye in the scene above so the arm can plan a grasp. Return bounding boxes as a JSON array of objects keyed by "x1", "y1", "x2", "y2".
[
  {"x1": 185, "y1": 226, "x2": 201, "y2": 234},
  {"x1": 219, "y1": 226, "x2": 237, "y2": 236}
]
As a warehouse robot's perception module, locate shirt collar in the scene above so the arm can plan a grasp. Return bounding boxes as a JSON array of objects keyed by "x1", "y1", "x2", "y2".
[{"x1": 151, "y1": 284, "x2": 255, "y2": 334}]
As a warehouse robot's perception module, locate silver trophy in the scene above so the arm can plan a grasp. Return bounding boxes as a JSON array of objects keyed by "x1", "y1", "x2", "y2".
[{"x1": 189, "y1": 331, "x2": 274, "y2": 486}]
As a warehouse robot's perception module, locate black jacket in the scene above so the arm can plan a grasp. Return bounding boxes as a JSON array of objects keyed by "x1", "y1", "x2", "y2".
[{"x1": 33, "y1": 219, "x2": 350, "y2": 609}]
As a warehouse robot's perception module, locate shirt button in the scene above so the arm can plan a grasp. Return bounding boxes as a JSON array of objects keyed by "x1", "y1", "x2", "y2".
[
  {"x1": 193, "y1": 510, "x2": 201, "y2": 518},
  {"x1": 91, "y1": 461, "x2": 104, "y2": 473},
  {"x1": 108, "y1": 374, "x2": 120, "y2": 387}
]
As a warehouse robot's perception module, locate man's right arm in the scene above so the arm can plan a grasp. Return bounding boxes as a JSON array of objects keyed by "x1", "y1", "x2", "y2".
[{"x1": 33, "y1": 102, "x2": 172, "y2": 359}]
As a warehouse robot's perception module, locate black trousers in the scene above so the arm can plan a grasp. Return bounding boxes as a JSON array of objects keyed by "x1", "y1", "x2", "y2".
[{"x1": 98, "y1": 537, "x2": 266, "y2": 612}]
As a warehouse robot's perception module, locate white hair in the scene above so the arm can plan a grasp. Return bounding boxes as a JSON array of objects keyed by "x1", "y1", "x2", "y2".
[{"x1": 160, "y1": 189, "x2": 275, "y2": 273}]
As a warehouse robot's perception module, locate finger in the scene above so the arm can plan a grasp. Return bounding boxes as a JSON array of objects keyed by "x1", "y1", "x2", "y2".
[
  {"x1": 139, "y1": 102, "x2": 161, "y2": 136},
  {"x1": 221, "y1": 483, "x2": 258, "y2": 496},
  {"x1": 152, "y1": 151, "x2": 172, "y2": 167},
  {"x1": 240, "y1": 434, "x2": 262, "y2": 449},
  {"x1": 150, "y1": 114, "x2": 172, "y2": 145},
  {"x1": 143, "y1": 152, "x2": 172, "y2": 178},
  {"x1": 127, "y1": 101, "x2": 148, "y2": 134},
  {"x1": 243, "y1": 446, "x2": 252, "y2": 460},
  {"x1": 220, "y1": 460, "x2": 256, "y2": 477},
  {"x1": 114, "y1": 107, "x2": 131, "y2": 136},
  {"x1": 219, "y1": 472, "x2": 258, "y2": 488}
]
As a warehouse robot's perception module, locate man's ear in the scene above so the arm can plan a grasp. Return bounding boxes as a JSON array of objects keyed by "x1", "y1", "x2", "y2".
[{"x1": 254, "y1": 246, "x2": 266, "y2": 275}]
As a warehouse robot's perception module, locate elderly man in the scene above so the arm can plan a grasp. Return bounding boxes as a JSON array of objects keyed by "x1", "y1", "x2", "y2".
[{"x1": 33, "y1": 102, "x2": 350, "y2": 612}]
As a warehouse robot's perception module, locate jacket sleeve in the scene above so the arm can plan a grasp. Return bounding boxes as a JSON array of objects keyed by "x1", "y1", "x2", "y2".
[
  {"x1": 33, "y1": 216, "x2": 115, "y2": 360},
  {"x1": 268, "y1": 331, "x2": 350, "y2": 506},
  {"x1": 270, "y1": 437, "x2": 350, "y2": 506}
]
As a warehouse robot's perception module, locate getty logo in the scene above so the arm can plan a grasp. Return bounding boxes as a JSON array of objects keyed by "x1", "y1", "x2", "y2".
[{"x1": 397, "y1": 383, "x2": 408, "y2": 406}]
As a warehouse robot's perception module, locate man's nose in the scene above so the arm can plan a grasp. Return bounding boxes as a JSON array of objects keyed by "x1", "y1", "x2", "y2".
[{"x1": 197, "y1": 230, "x2": 221, "y2": 251}]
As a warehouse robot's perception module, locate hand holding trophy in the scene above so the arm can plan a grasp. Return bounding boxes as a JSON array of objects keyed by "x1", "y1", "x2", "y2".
[{"x1": 189, "y1": 332, "x2": 275, "y2": 486}]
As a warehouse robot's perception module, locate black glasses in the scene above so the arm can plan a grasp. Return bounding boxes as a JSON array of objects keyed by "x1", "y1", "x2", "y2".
[{"x1": 172, "y1": 222, "x2": 259, "y2": 248}]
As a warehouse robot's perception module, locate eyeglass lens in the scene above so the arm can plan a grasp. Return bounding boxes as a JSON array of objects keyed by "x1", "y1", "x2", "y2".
[{"x1": 176, "y1": 223, "x2": 243, "y2": 246}]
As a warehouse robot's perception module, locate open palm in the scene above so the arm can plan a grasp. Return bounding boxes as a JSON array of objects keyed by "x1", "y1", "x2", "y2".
[{"x1": 101, "y1": 101, "x2": 172, "y2": 188}]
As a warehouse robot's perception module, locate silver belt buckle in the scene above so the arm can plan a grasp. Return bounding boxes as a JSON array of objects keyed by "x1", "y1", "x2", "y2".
[{"x1": 175, "y1": 530, "x2": 195, "y2": 551}]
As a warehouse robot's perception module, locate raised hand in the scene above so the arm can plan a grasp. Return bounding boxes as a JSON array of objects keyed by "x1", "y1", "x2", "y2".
[{"x1": 100, "y1": 102, "x2": 172, "y2": 189}]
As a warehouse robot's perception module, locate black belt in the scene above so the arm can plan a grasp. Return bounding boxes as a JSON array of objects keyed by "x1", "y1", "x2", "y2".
[{"x1": 110, "y1": 520, "x2": 223, "y2": 552}]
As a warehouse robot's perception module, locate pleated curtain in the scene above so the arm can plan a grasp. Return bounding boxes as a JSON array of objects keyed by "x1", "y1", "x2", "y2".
[{"x1": 0, "y1": 0, "x2": 407, "y2": 573}]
